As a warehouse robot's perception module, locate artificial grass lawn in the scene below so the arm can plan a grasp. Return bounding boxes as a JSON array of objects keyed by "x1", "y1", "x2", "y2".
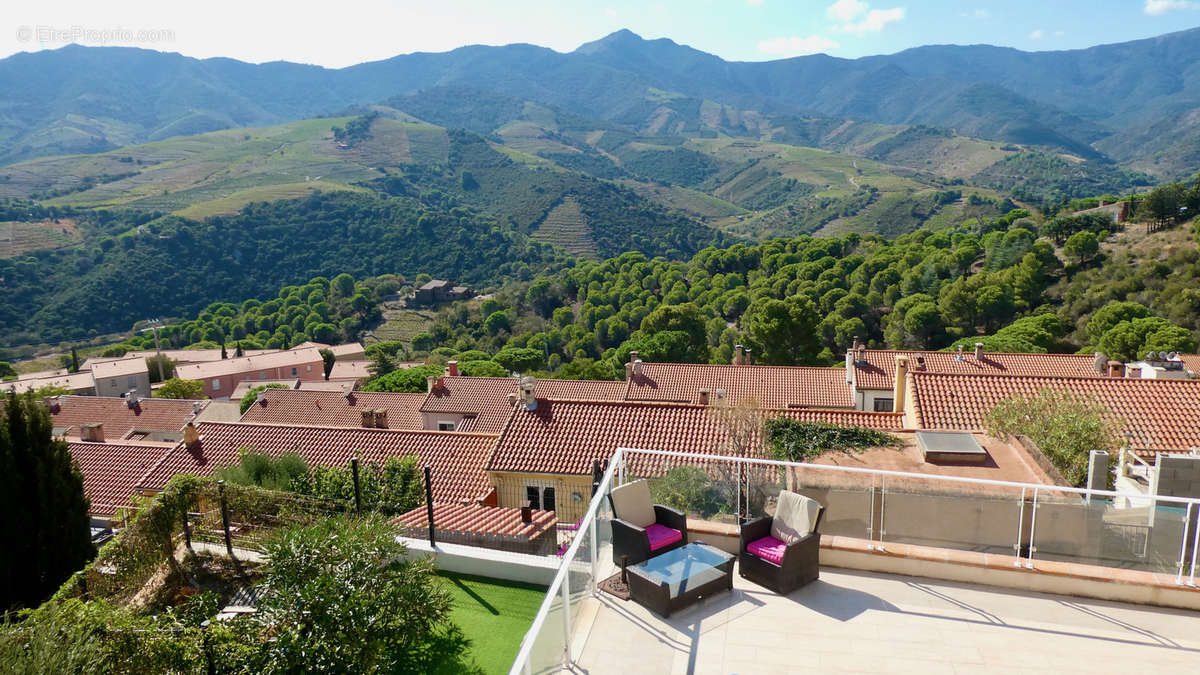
[{"x1": 438, "y1": 572, "x2": 548, "y2": 674}]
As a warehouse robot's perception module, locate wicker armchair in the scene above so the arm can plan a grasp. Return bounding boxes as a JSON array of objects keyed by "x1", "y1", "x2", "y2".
[
  {"x1": 607, "y1": 479, "x2": 688, "y2": 566},
  {"x1": 739, "y1": 491, "x2": 824, "y2": 595}
]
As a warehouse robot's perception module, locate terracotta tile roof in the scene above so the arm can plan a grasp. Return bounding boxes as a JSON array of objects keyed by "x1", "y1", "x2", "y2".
[
  {"x1": 230, "y1": 380, "x2": 298, "y2": 401},
  {"x1": 909, "y1": 372, "x2": 1200, "y2": 456},
  {"x1": 67, "y1": 441, "x2": 176, "y2": 514},
  {"x1": 393, "y1": 502, "x2": 557, "y2": 541},
  {"x1": 328, "y1": 360, "x2": 371, "y2": 381},
  {"x1": 138, "y1": 421, "x2": 496, "y2": 503},
  {"x1": 175, "y1": 347, "x2": 323, "y2": 380},
  {"x1": 852, "y1": 350, "x2": 1103, "y2": 391},
  {"x1": 240, "y1": 389, "x2": 426, "y2": 430},
  {"x1": 421, "y1": 376, "x2": 627, "y2": 434},
  {"x1": 627, "y1": 362, "x2": 853, "y2": 408},
  {"x1": 84, "y1": 349, "x2": 279, "y2": 369},
  {"x1": 488, "y1": 398, "x2": 904, "y2": 476},
  {"x1": 89, "y1": 356, "x2": 148, "y2": 380},
  {"x1": 49, "y1": 395, "x2": 204, "y2": 440},
  {"x1": 1, "y1": 371, "x2": 94, "y2": 394}
]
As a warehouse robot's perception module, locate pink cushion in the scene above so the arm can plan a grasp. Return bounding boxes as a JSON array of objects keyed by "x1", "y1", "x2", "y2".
[
  {"x1": 747, "y1": 535, "x2": 787, "y2": 565},
  {"x1": 645, "y1": 523, "x2": 683, "y2": 551}
]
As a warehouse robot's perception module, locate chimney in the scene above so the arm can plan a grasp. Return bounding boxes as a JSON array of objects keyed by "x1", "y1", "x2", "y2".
[
  {"x1": 744, "y1": 348, "x2": 752, "y2": 365},
  {"x1": 81, "y1": 422, "x2": 104, "y2": 443},
  {"x1": 258, "y1": 395, "x2": 268, "y2": 407},
  {"x1": 699, "y1": 389, "x2": 710, "y2": 406},
  {"x1": 733, "y1": 344, "x2": 744, "y2": 366},
  {"x1": 126, "y1": 390, "x2": 140, "y2": 408},
  {"x1": 955, "y1": 344, "x2": 964, "y2": 361},
  {"x1": 426, "y1": 375, "x2": 437, "y2": 393},
  {"x1": 447, "y1": 360, "x2": 459, "y2": 377},
  {"x1": 192, "y1": 401, "x2": 202, "y2": 415},
  {"x1": 520, "y1": 502, "x2": 533, "y2": 523},
  {"x1": 344, "y1": 391, "x2": 357, "y2": 406},
  {"x1": 624, "y1": 362, "x2": 633, "y2": 379},
  {"x1": 1108, "y1": 361, "x2": 1126, "y2": 378},
  {"x1": 857, "y1": 345, "x2": 865, "y2": 363},
  {"x1": 362, "y1": 409, "x2": 375, "y2": 428},
  {"x1": 519, "y1": 377, "x2": 537, "y2": 410},
  {"x1": 183, "y1": 422, "x2": 200, "y2": 451},
  {"x1": 915, "y1": 356, "x2": 926, "y2": 371},
  {"x1": 47, "y1": 396, "x2": 61, "y2": 414},
  {"x1": 375, "y1": 408, "x2": 389, "y2": 429},
  {"x1": 973, "y1": 342, "x2": 984, "y2": 360},
  {"x1": 1093, "y1": 352, "x2": 1107, "y2": 374},
  {"x1": 892, "y1": 355, "x2": 909, "y2": 413},
  {"x1": 632, "y1": 359, "x2": 643, "y2": 376}
]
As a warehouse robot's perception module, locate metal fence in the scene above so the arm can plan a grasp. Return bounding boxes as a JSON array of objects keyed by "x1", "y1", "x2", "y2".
[{"x1": 508, "y1": 446, "x2": 1200, "y2": 674}]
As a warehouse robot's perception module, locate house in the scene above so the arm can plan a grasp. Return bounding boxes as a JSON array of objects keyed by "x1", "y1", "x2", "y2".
[
  {"x1": 136, "y1": 421, "x2": 498, "y2": 505},
  {"x1": 419, "y1": 374, "x2": 627, "y2": 433},
  {"x1": 393, "y1": 502, "x2": 558, "y2": 556},
  {"x1": 82, "y1": 348, "x2": 279, "y2": 370},
  {"x1": 903, "y1": 370, "x2": 1200, "y2": 459},
  {"x1": 1071, "y1": 200, "x2": 1128, "y2": 224},
  {"x1": 229, "y1": 379, "x2": 299, "y2": 403},
  {"x1": 292, "y1": 341, "x2": 366, "y2": 361},
  {"x1": 845, "y1": 343, "x2": 1106, "y2": 412},
  {"x1": 625, "y1": 357, "x2": 854, "y2": 409},
  {"x1": 90, "y1": 356, "x2": 151, "y2": 398},
  {"x1": 47, "y1": 395, "x2": 207, "y2": 443},
  {"x1": 239, "y1": 389, "x2": 426, "y2": 431},
  {"x1": 327, "y1": 359, "x2": 372, "y2": 382},
  {"x1": 67, "y1": 440, "x2": 178, "y2": 517},
  {"x1": 486, "y1": 397, "x2": 906, "y2": 523},
  {"x1": 412, "y1": 279, "x2": 472, "y2": 305},
  {"x1": 175, "y1": 347, "x2": 326, "y2": 399},
  {"x1": 0, "y1": 370, "x2": 95, "y2": 395}
]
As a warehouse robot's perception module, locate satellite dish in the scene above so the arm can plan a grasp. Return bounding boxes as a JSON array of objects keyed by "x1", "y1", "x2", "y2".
[
  {"x1": 1146, "y1": 351, "x2": 1157, "y2": 361},
  {"x1": 1168, "y1": 352, "x2": 1179, "y2": 360},
  {"x1": 520, "y1": 375, "x2": 537, "y2": 389}
]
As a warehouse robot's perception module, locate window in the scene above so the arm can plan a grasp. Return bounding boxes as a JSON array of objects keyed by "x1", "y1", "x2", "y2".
[
  {"x1": 260, "y1": 372, "x2": 268, "y2": 380},
  {"x1": 291, "y1": 367, "x2": 299, "y2": 377},
  {"x1": 437, "y1": 421, "x2": 456, "y2": 431},
  {"x1": 542, "y1": 487, "x2": 557, "y2": 513},
  {"x1": 525, "y1": 486, "x2": 541, "y2": 510},
  {"x1": 873, "y1": 398, "x2": 894, "y2": 412},
  {"x1": 212, "y1": 379, "x2": 221, "y2": 391},
  {"x1": 127, "y1": 375, "x2": 137, "y2": 388},
  {"x1": 306, "y1": 365, "x2": 312, "y2": 372}
]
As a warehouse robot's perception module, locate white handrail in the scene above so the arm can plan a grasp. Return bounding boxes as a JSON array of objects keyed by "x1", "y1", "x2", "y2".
[
  {"x1": 617, "y1": 446, "x2": 1200, "y2": 507},
  {"x1": 508, "y1": 448, "x2": 623, "y2": 675}
]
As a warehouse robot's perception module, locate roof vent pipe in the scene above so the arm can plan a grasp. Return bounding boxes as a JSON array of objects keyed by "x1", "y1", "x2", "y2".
[
  {"x1": 699, "y1": 389, "x2": 710, "y2": 406},
  {"x1": 426, "y1": 375, "x2": 437, "y2": 393},
  {"x1": 974, "y1": 342, "x2": 984, "y2": 360},
  {"x1": 733, "y1": 344, "x2": 744, "y2": 366},
  {"x1": 447, "y1": 360, "x2": 459, "y2": 377}
]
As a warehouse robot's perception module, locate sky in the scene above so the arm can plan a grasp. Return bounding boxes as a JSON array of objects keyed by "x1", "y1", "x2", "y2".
[{"x1": 1, "y1": 0, "x2": 1198, "y2": 68}]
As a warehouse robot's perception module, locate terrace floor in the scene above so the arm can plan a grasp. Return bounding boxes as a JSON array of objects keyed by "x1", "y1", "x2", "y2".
[{"x1": 570, "y1": 566, "x2": 1200, "y2": 674}]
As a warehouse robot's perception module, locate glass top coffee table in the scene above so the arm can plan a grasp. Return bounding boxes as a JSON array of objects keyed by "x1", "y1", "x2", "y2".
[{"x1": 626, "y1": 542, "x2": 735, "y2": 617}]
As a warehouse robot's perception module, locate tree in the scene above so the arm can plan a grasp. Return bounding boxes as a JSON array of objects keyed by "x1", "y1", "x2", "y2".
[
  {"x1": 639, "y1": 303, "x2": 708, "y2": 358},
  {"x1": 217, "y1": 448, "x2": 308, "y2": 489},
  {"x1": 239, "y1": 383, "x2": 291, "y2": 414},
  {"x1": 985, "y1": 388, "x2": 1117, "y2": 486},
  {"x1": 293, "y1": 456, "x2": 423, "y2": 515},
  {"x1": 146, "y1": 354, "x2": 176, "y2": 383},
  {"x1": 156, "y1": 378, "x2": 204, "y2": 399},
  {"x1": 319, "y1": 348, "x2": 336, "y2": 380},
  {"x1": 361, "y1": 364, "x2": 442, "y2": 393},
  {"x1": 69, "y1": 347, "x2": 80, "y2": 373},
  {"x1": 235, "y1": 341, "x2": 245, "y2": 357},
  {"x1": 220, "y1": 339, "x2": 228, "y2": 360},
  {"x1": 744, "y1": 296, "x2": 821, "y2": 365},
  {"x1": 1098, "y1": 316, "x2": 1197, "y2": 363},
  {"x1": 1087, "y1": 301, "x2": 1152, "y2": 345},
  {"x1": 1063, "y1": 231, "x2": 1100, "y2": 265},
  {"x1": 251, "y1": 515, "x2": 474, "y2": 673},
  {"x1": 411, "y1": 332, "x2": 436, "y2": 353},
  {"x1": 0, "y1": 394, "x2": 93, "y2": 611},
  {"x1": 457, "y1": 359, "x2": 508, "y2": 377},
  {"x1": 331, "y1": 273, "x2": 356, "y2": 298},
  {"x1": 368, "y1": 351, "x2": 397, "y2": 378},
  {"x1": 0, "y1": 362, "x2": 16, "y2": 380},
  {"x1": 616, "y1": 331, "x2": 697, "y2": 365},
  {"x1": 493, "y1": 347, "x2": 544, "y2": 373}
]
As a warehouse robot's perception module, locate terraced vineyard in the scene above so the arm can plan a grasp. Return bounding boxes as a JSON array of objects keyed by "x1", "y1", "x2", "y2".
[
  {"x1": 532, "y1": 197, "x2": 599, "y2": 259},
  {"x1": 0, "y1": 218, "x2": 80, "y2": 257}
]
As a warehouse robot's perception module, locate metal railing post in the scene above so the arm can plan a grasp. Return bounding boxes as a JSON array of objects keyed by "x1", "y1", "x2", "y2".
[
  {"x1": 589, "y1": 514, "x2": 599, "y2": 595},
  {"x1": 424, "y1": 466, "x2": 436, "y2": 547},
  {"x1": 866, "y1": 473, "x2": 877, "y2": 550},
  {"x1": 217, "y1": 480, "x2": 234, "y2": 559},
  {"x1": 561, "y1": 575, "x2": 572, "y2": 666},
  {"x1": 1190, "y1": 504, "x2": 1199, "y2": 586},
  {"x1": 1177, "y1": 502, "x2": 1193, "y2": 585},
  {"x1": 877, "y1": 475, "x2": 887, "y2": 552},
  {"x1": 1026, "y1": 488, "x2": 1039, "y2": 569},
  {"x1": 352, "y1": 457, "x2": 362, "y2": 513},
  {"x1": 1014, "y1": 487, "x2": 1026, "y2": 567}
]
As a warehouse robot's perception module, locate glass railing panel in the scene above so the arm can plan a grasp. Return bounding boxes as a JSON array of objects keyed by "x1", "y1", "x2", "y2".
[
  {"x1": 1032, "y1": 495, "x2": 1193, "y2": 574},
  {"x1": 524, "y1": 587, "x2": 567, "y2": 675},
  {"x1": 880, "y1": 475, "x2": 1025, "y2": 555}
]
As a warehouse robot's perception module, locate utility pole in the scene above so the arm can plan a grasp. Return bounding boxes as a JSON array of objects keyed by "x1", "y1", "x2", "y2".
[{"x1": 144, "y1": 318, "x2": 165, "y2": 380}]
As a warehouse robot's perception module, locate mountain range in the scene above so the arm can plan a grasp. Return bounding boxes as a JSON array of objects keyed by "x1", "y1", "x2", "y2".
[{"x1": 2, "y1": 28, "x2": 1199, "y2": 177}]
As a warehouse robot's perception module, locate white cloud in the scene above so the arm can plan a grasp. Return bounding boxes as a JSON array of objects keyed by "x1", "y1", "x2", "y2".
[
  {"x1": 1028, "y1": 28, "x2": 1044, "y2": 40},
  {"x1": 826, "y1": 0, "x2": 868, "y2": 21},
  {"x1": 960, "y1": 8, "x2": 990, "y2": 18},
  {"x1": 746, "y1": 0, "x2": 765, "y2": 5},
  {"x1": 757, "y1": 35, "x2": 840, "y2": 57},
  {"x1": 838, "y1": 7, "x2": 906, "y2": 35},
  {"x1": 1144, "y1": 0, "x2": 1194, "y2": 15}
]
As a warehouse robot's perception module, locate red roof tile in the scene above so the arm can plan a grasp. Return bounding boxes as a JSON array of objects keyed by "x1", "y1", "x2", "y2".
[
  {"x1": 488, "y1": 398, "x2": 904, "y2": 476},
  {"x1": 421, "y1": 376, "x2": 627, "y2": 434},
  {"x1": 393, "y1": 502, "x2": 556, "y2": 541},
  {"x1": 240, "y1": 389, "x2": 426, "y2": 430},
  {"x1": 176, "y1": 347, "x2": 324, "y2": 380},
  {"x1": 67, "y1": 441, "x2": 176, "y2": 514},
  {"x1": 853, "y1": 350, "x2": 1103, "y2": 391},
  {"x1": 49, "y1": 395, "x2": 204, "y2": 441},
  {"x1": 627, "y1": 362, "x2": 853, "y2": 408},
  {"x1": 909, "y1": 372, "x2": 1200, "y2": 456},
  {"x1": 138, "y1": 422, "x2": 496, "y2": 503}
]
